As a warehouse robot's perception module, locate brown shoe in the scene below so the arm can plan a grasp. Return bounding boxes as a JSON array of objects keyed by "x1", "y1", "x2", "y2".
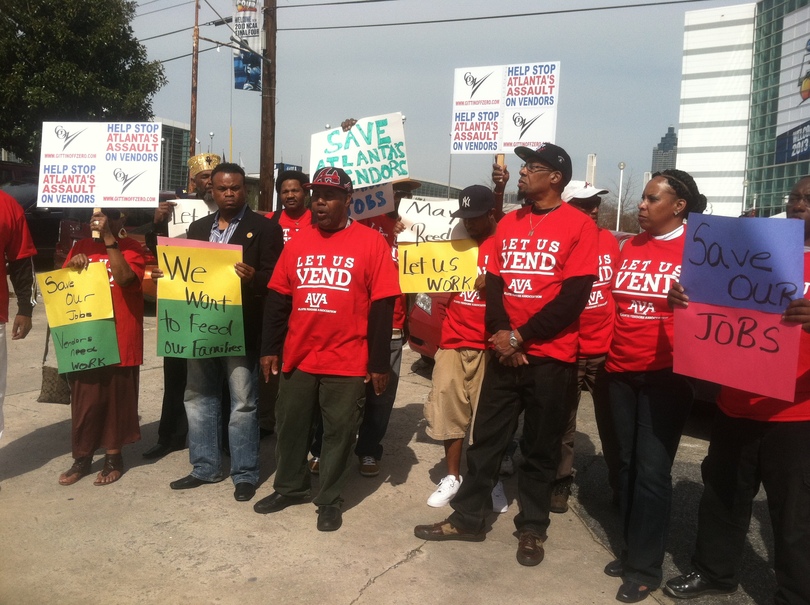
[
  {"x1": 93, "y1": 453, "x2": 123, "y2": 486},
  {"x1": 58, "y1": 457, "x2": 92, "y2": 486},
  {"x1": 516, "y1": 531, "x2": 545, "y2": 566},
  {"x1": 550, "y1": 475, "x2": 574, "y2": 514},
  {"x1": 414, "y1": 519, "x2": 485, "y2": 542}
]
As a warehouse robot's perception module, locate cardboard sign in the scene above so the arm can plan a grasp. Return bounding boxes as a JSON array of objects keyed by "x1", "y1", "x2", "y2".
[
  {"x1": 310, "y1": 113, "x2": 409, "y2": 188},
  {"x1": 675, "y1": 214, "x2": 804, "y2": 400},
  {"x1": 167, "y1": 198, "x2": 215, "y2": 238},
  {"x1": 37, "y1": 121, "x2": 162, "y2": 208},
  {"x1": 681, "y1": 214, "x2": 804, "y2": 313},
  {"x1": 398, "y1": 198, "x2": 470, "y2": 244},
  {"x1": 37, "y1": 263, "x2": 114, "y2": 327},
  {"x1": 399, "y1": 240, "x2": 479, "y2": 293},
  {"x1": 156, "y1": 238, "x2": 246, "y2": 358},
  {"x1": 451, "y1": 62, "x2": 560, "y2": 154},
  {"x1": 674, "y1": 302, "x2": 800, "y2": 402},
  {"x1": 37, "y1": 263, "x2": 120, "y2": 373},
  {"x1": 347, "y1": 183, "x2": 395, "y2": 221}
]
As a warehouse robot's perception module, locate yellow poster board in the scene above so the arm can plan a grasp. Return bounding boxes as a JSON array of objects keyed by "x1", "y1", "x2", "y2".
[
  {"x1": 399, "y1": 239, "x2": 478, "y2": 293},
  {"x1": 157, "y1": 241, "x2": 243, "y2": 305},
  {"x1": 37, "y1": 262, "x2": 114, "y2": 328}
]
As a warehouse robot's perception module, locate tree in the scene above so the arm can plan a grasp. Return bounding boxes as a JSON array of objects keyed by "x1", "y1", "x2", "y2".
[{"x1": 0, "y1": 0, "x2": 166, "y2": 163}]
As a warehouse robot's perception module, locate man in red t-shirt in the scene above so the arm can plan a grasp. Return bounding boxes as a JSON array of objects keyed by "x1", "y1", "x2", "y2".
[
  {"x1": 423, "y1": 185, "x2": 499, "y2": 509},
  {"x1": 549, "y1": 181, "x2": 620, "y2": 513},
  {"x1": 415, "y1": 143, "x2": 598, "y2": 568},
  {"x1": 664, "y1": 176, "x2": 810, "y2": 604},
  {"x1": 254, "y1": 167, "x2": 401, "y2": 532},
  {"x1": 0, "y1": 190, "x2": 37, "y2": 440},
  {"x1": 266, "y1": 170, "x2": 312, "y2": 244}
]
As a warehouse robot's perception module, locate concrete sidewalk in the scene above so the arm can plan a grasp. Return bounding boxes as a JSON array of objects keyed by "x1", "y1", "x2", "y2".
[{"x1": 0, "y1": 302, "x2": 759, "y2": 605}]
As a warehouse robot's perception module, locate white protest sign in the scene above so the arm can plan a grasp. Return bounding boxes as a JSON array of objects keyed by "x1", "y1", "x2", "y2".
[
  {"x1": 347, "y1": 183, "x2": 395, "y2": 221},
  {"x1": 167, "y1": 198, "x2": 215, "y2": 238},
  {"x1": 310, "y1": 112, "x2": 409, "y2": 188},
  {"x1": 38, "y1": 121, "x2": 162, "y2": 208},
  {"x1": 398, "y1": 198, "x2": 470, "y2": 244},
  {"x1": 450, "y1": 62, "x2": 560, "y2": 154}
]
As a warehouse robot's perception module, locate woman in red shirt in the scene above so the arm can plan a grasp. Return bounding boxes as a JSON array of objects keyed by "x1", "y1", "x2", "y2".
[
  {"x1": 603, "y1": 170, "x2": 706, "y2": 603},
  {"x1": 58, "y1": 209, "x2": 145, "y2": 487}
]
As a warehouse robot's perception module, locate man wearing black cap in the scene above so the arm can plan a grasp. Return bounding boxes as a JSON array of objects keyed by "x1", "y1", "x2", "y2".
[
  {"x1": 415, "y1": 143, "x2": 598, "y2": 568},
  {"x1": 422, "y1": 185, "x2": 499, "y2": 508},
  {"x1": 254, "y1": 167, "x2": 401, "y2": 532}
]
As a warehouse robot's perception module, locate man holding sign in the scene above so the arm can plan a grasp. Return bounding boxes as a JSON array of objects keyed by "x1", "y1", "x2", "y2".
[
  {"x1": 169, "y1": 163, "x2": 283, "y2": 503},
  {"x1": 664, "y1": 177, "x2": 810, "y2": 605}
]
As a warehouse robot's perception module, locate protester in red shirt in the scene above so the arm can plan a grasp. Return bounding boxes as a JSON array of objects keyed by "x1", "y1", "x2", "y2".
[
  {"x1": 603, "y1": 169, "x2": 706, "y2": 603},
  {"x1": 0, "y1": 190, "x2": 37, "y2": 441},
  {"x1": 664, "y1": 176, "x2": 810, "y2": 605},
  {"x1": 549, "y1": 181, "x2": 621, "y2": 514},
  {"x1": 58, "y1": 209, "x2": 145, "y2": 487},
  {"x1": 254, "y1": 167, "x2": 401, "y2": 532},
  {"x1": 423, "y1": 185, "x2": 499, "y2": 509},
  {"x1": 266, "y1": 170, "x2": 312, "y2": 243}
]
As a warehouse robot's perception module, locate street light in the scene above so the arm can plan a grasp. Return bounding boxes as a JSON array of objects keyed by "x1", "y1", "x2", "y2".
[
  {"x1": 616, "y1": 162, "x2": 626, "y2": 231},
  {"x1": 209, "y1": 132, "x2": 214, "y2": 153}
]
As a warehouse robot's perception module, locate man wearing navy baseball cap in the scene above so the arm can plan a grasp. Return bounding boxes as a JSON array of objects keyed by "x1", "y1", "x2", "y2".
[{"x1": 416, "y1": 143, "x2": 598, "y2": 569}]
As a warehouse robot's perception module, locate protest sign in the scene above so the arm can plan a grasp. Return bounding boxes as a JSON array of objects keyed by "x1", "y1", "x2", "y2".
[
  {"x1": 674, "y1": 214, "x2": 803, "y2": 400},
  {"x1": 347, "y1": 183, "x2": 395, "y2": 221},
  {"x1": 310, "y1": 113, "x2": 409, "y2": 188},
  {"x1": 156, "y1": 237, "x2": 245, "y2": 358},
  {"x1": 37, "y1": 263, "x2": 120, "y2": 373},
  {"x1": 399, "y1": 240, "x2": 479, "y2": 293},
  {"x1": 167, "y1": 198, "x2": 214, "y2": 238},
  {"x1": 451, "y1": 62, "x2": 560, "y2": 154},
  {"x1": 38, "y1": 121, "x2": 162, "y2": 208},
  {"x1": 397, "y1": 197, "x2": 477, "y2": 293}
]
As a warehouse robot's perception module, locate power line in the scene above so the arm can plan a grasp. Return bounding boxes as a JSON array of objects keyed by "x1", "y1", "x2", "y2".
[{"x1": 160, "y1": 44, "x2": 221, "y2": 63}]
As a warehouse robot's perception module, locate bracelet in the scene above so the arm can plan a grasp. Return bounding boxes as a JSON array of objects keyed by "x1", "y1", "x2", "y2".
[{"x1": 105, "y1": 241, "x2": 119, "y2": 249}]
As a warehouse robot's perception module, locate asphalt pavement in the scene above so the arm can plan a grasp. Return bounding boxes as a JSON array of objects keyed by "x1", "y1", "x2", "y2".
[{"x1": 0, "y1": 298, "x2": 775, "y2": 605}]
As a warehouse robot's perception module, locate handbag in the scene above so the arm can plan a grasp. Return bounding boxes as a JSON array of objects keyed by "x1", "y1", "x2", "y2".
[{"x1": 36, "y1": 326, "x2": 71, "y2": 405}]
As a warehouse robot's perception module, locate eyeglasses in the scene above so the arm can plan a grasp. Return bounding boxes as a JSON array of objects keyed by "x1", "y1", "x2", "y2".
[
  {"x1": 520, "y1": 163, "x2": 556, "y2": 175},
  {"x1": 787, "y1": 193, "x2": 810, "y2": 206}
]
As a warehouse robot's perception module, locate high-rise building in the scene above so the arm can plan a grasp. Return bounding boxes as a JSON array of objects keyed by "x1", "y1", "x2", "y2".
[{"x1": 651, "y1": 126, "x2": 678, "y2": 173}]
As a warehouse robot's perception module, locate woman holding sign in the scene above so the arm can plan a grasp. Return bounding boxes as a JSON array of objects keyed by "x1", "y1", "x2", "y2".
[
  {"x1": 58, "y1": 209, "x2": 145, "y2": 486},
  {"x1": 603, "y1": 169, "x2": 706, "y2": 603}
]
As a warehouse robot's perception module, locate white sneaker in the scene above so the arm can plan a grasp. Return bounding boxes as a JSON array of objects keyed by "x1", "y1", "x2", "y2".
[
  {"x1": 500, "y1": 454, "x2": 515, "y2": 476},
  {"x1": 491, "y1": 480, "x2": 508, "y2": 513},
  {"x1": 427, "y1": 475, "x2": 462, "y2": 507}
]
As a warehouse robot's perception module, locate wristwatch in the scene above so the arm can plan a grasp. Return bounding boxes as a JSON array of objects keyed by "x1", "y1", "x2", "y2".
[
  {"x1": 509, "y1": 331, "x2": 520, "y2": 349},
  {"x1": 105, "y1": 241, "x2": 119, "y2": 249}
]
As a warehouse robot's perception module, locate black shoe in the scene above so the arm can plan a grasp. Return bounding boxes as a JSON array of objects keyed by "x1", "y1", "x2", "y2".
[
  {"x1": 317, "y1": 506, "x2": 342, "y2": 532},
  {"x1": 664, "y1": 572, "x2": 737, "y2": 599},
  {"x1": 142, "y1": 443, "x2": 174, "y2": 460},
  {"x1": 234, "y1": 482, "x2": 256, "y2": 502},
  {"x1": 253, "y1": 491, "x2": 309, "y2": 514},
  {"x1": 170, "y1": 474, "x2": 216, "y2": 490},
  {"x1": 616, "y1": 580, "x2": 651, "y2": 603},
  {"x1": 604, "y1": 559, "x2": 624, "y2": 577}
]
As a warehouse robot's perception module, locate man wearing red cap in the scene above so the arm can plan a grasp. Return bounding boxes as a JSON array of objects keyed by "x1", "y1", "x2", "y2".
[{"x1": 254, "y1": 166, "x2": 401, "y2": 532}]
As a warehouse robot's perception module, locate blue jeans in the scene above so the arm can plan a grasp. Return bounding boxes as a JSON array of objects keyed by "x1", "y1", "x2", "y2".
[
  {"x1": 608, "y1": 368, "x2": 694, "y2": 588},
  {"x1": 184, "y1": 355, "x2": 259, "y2": 485}
]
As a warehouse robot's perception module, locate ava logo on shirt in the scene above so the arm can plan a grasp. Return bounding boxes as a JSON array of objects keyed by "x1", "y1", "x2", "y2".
[
  {"x1": 501, "y1": 238, "x2": 560, "y2": 273},
  {"x1": 305, "y1": 292, "x2": 328, "y2": 308},
  {"x1": 457, "y1": 290, "x2": 483, "y2": 305},
  {"x1": 509, "y1": 278, "x2": 533, "y2": 295},
  {"x1": 296, "y1": 254, "x2": 356, "y2": 291},
  {"x1": 587, "y1": 289, "x2": 606, "y2": 308}
]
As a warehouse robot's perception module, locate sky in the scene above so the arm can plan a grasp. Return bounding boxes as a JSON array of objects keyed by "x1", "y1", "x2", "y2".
[{"x1": 131, "y1": 0, "x2": 747, "y2": 202}]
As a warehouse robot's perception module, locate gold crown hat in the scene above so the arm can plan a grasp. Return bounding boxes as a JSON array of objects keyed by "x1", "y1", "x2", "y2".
[{"x1": 188, "y1": 153, "x2": 221, "y2": 177}]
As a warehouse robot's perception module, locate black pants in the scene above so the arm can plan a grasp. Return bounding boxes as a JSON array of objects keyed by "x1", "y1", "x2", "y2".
[
  {"x1": 449, "y1": 356, "x2": 576, "y2": 537},
  {"x1": 157, "y1": 356, "x2": 188, "y2": 447},
  {"x1": 692, "y1": 411, "x2": 810, "y2": 605}
]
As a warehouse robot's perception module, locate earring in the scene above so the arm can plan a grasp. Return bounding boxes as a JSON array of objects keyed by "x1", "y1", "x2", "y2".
[{"x1": 118, "y1": 227, "x2": 127, "y2": 238}]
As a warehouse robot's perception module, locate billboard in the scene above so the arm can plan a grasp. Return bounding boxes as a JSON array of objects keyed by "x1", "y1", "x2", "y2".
[{"x1": 775, "y1": 6, "x2": 810, "y2": 164}]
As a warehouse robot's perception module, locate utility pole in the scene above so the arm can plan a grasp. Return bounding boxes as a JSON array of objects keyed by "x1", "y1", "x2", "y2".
[
  {"x1": 189, "y1": 0, "x2": 200, "y2": 157},
  {"x1": 258, "y1": 0, "x2": 277, "y2": 211}
]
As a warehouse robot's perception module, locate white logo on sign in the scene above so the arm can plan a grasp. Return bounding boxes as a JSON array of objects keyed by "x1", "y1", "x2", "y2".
[{"x1": 305, "y1": 292, "x2": 328, "y2": 308}]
